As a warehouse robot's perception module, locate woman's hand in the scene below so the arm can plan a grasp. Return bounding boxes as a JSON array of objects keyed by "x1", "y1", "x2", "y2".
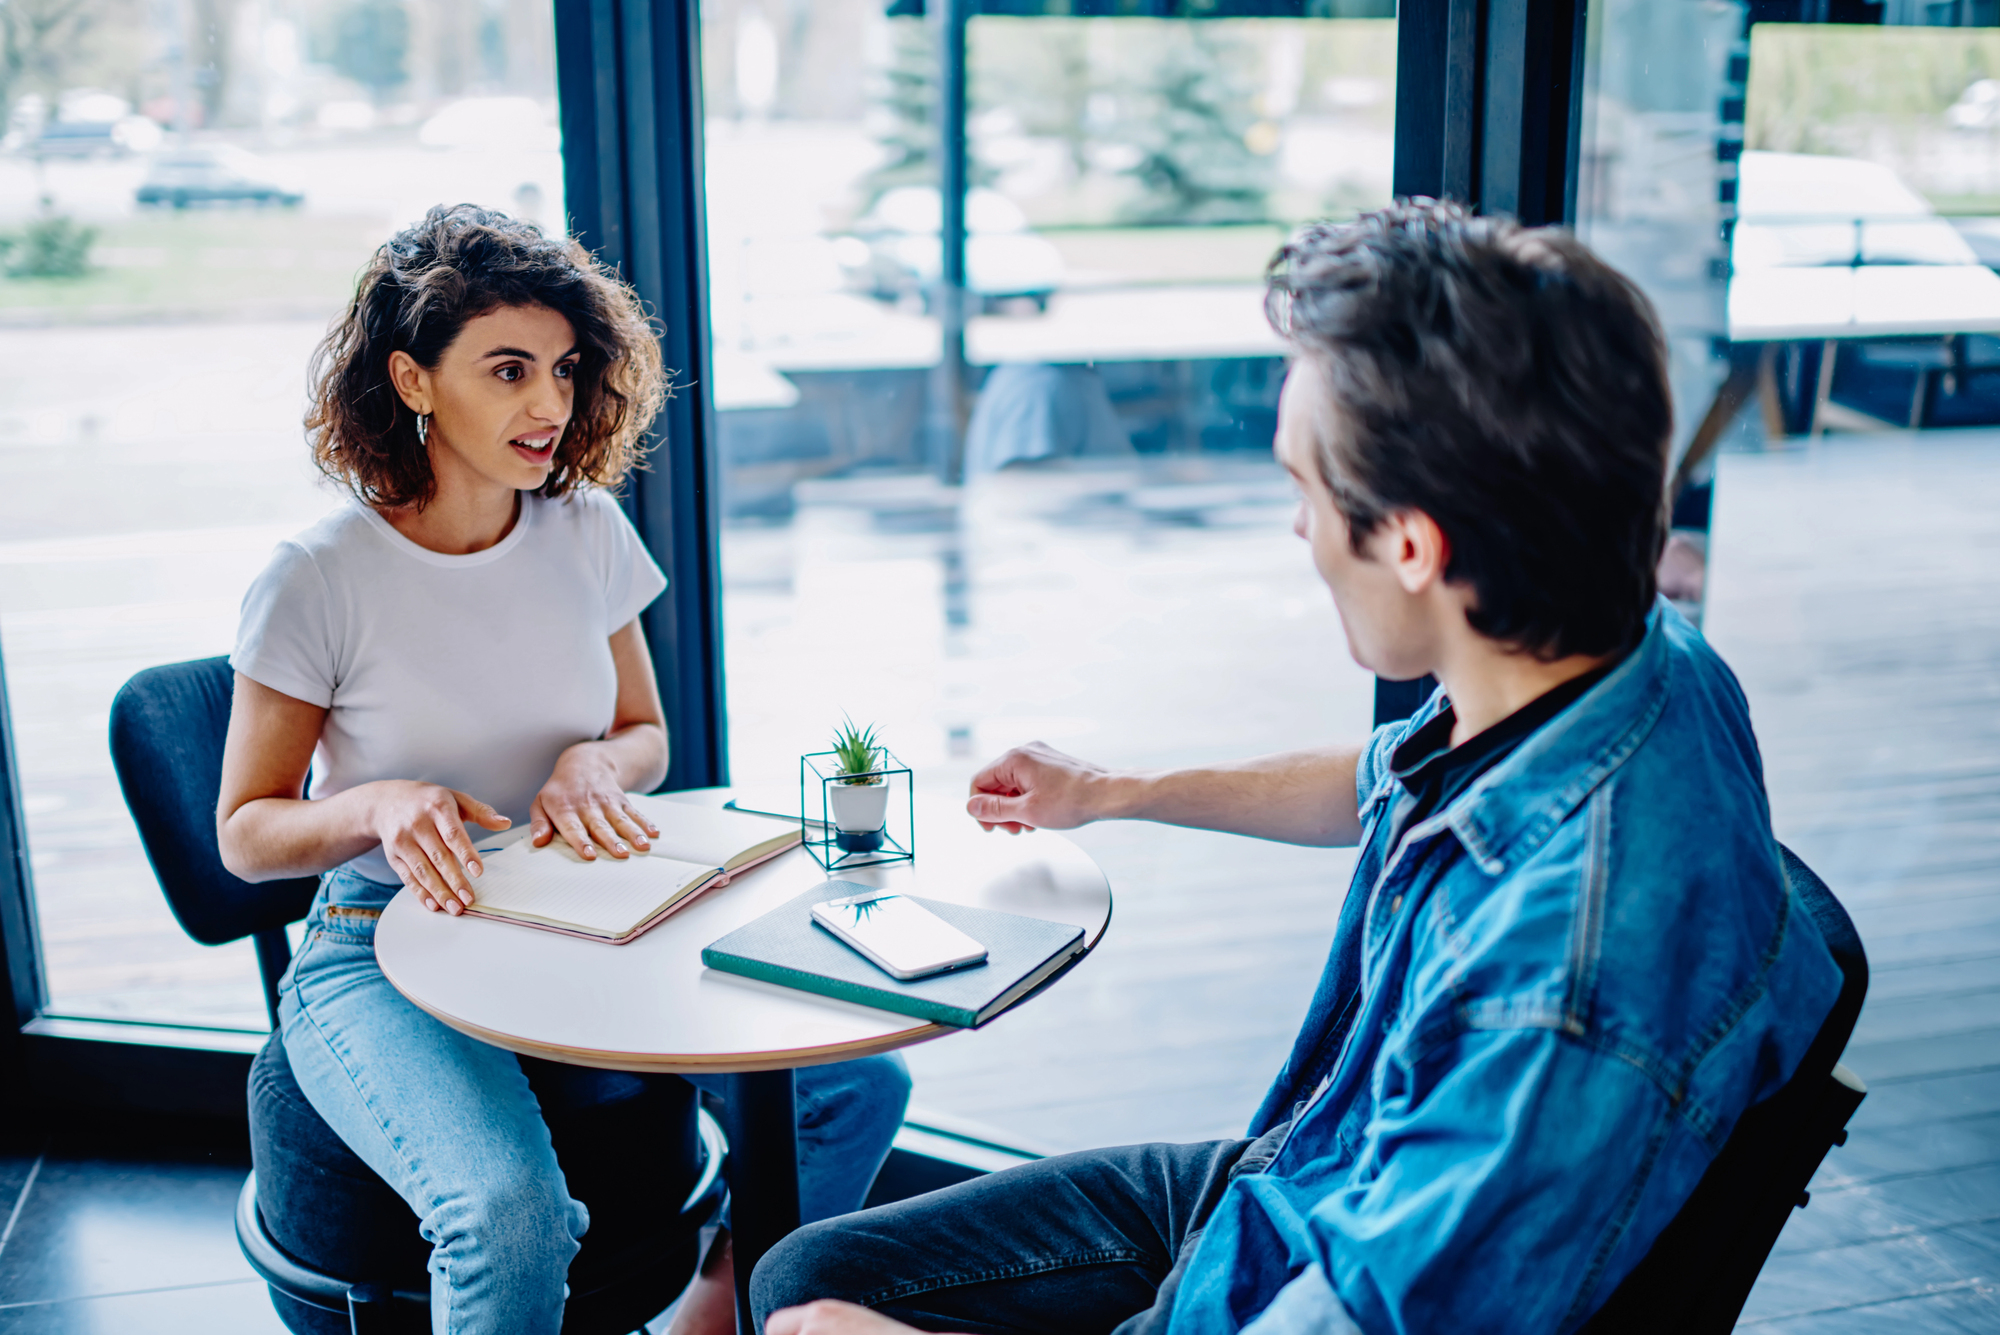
[
  {"x1": 368, "y1": 781, "x2": 511, "y2": 914},
  {"x1": 531, "y1": 742, "x2": 661, "y2": 861}
]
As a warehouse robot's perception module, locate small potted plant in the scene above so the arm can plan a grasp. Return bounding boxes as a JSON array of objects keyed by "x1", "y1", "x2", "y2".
[{"x1": 827, "y1": 718, "x2": 890, "y2": 853}]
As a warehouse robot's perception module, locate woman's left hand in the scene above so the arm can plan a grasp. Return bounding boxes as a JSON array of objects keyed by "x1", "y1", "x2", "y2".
[{"x1": 531, "y1": 743, "x2": 661, "y2": 860}]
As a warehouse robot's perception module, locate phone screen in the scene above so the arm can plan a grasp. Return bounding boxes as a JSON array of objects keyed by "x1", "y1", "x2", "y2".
[{"x1": 812, "y1": 892, "x2": 988, "y2": 980}]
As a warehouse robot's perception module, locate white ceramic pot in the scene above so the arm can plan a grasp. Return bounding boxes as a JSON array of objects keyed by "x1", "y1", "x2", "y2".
[{"x1": 826, "y1": 778, "x2": 890, "y2": 834}]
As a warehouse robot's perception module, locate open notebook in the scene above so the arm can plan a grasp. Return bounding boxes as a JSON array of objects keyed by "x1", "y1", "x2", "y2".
[{"x1": 464, "y1": 796, "x2": 801, "y2": 944}]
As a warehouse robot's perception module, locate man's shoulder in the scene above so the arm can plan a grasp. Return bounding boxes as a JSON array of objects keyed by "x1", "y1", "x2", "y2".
[{"x1": 1417, "y1": 605, "x2": 1812, "y2": 1070}]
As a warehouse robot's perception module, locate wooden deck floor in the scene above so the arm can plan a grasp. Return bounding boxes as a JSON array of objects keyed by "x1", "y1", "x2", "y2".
[
  {"x1": 874, "y1": 431, "x2": 2000, "y2": 1329},
  {"x1": 1706, "y1": 430, "x2": 2000, "y2": 1330}
]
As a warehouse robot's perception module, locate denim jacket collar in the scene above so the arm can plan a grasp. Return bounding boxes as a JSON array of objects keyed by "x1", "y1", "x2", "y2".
[{"x1": 1394, "y1": 601, "x2": 1675, "y2": 878}]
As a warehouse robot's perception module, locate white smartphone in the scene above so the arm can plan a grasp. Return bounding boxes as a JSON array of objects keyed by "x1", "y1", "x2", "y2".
[{"x1": 811, "y1": 890, "x2": 989, "y2": 981}]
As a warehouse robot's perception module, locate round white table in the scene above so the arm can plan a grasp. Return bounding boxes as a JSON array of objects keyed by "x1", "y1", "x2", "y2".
[{"x1": 375, "y1": 790, "x2": 1112, "y2": 1331}]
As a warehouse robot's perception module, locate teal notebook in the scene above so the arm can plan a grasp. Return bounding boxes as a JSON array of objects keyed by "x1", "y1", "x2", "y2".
[{"x1": 701, "y1": 886, "x2": 1088, "y2": 1028}]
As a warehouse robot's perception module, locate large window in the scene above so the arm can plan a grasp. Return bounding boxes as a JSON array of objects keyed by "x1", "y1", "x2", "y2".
[
  {"x1": 701, "y1": 0, "x2": 1394, "y2": 1149},
  {"x1": 0, "y1": 0, "x2": 563, "y2": 1030}
]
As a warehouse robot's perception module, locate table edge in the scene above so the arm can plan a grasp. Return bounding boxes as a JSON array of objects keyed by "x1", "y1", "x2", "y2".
[{"x1": 381, "y1": 952, "x2": 958, "y2": 1074}]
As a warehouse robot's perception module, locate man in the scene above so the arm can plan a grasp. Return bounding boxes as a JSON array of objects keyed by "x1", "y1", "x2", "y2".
[{"x1": 754, "y1": 201, "x2": 1843, "y2": 1334}]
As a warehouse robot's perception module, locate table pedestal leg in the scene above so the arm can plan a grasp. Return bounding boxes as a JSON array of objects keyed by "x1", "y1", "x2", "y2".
[{"x1": 723, "y1": 1069, "x2": 800, "y2": 1335}]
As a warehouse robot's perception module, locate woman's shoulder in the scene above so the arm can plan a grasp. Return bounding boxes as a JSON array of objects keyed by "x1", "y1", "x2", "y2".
[
  {"x1": 280, "y1": 500, "x2": 383, "y2": 559},
  {"x1": 247, "y1": 502, "x2": 399, "y2": 600},
  {"x1": 529, "y1": 485, "x2": 640, "y2": 548},
  {"x1": 534, "y1": 484, "x2": 628, "y2": 523}
]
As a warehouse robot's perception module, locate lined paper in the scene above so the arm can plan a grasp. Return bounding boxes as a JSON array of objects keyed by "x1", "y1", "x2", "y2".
[
  {"x1": 469, "y1": 838, "x2": 716, "y2": 937},
  {"x1": 463, "y1": 796, "x2": 799, "y2": 938}
]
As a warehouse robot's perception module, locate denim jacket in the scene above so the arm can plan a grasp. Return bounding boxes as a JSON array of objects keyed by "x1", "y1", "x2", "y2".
[{"x1": 1165, "y1": 602, "x2": 1844, "y2": 1335}]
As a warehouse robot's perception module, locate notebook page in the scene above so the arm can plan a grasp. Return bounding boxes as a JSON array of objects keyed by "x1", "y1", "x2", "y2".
[
  {"x1": 628, "y1": 795, "x2": 800, "y2": 869},
  {"x1": 469, "y1": 836, "x2": 715, "y2": 938}
]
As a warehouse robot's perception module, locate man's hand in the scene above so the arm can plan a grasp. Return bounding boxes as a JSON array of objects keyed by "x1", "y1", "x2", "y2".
[
  {"x1": 766, "y1": 1301, "x2": 954, "y2": 1335},
  {"x1": 966, "y1": 741, "x2": 1123, "y2": 833}
]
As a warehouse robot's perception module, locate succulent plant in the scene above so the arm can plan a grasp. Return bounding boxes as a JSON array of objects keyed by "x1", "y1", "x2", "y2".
[{"x1": 830, "y1": 718, "x2": 883, "y2": 785}]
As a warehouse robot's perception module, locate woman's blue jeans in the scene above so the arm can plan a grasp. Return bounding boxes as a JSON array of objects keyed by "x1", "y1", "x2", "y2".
[{"x1": 278, "y1": 867, "x2": 912, "y2": 1335}]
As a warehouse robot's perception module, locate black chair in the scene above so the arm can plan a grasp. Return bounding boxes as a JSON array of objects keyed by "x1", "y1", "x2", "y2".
[
  {"x1": 1577, "y1": 843, "x2": 1869, "y2": 1333},
  {"x1": 110, "y1": 656, "x2": 721, "y2": 1334}
]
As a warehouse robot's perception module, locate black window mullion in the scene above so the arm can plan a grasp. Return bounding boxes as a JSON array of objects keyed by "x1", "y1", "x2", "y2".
[
  {"x1": 1378, "y1": 0, "x2": 1588, "y2": 727},
  {"x1": 556, "y1": 0, "x2": 728, "y2": 793},
  {"x1": 0, "y1": 642, "x2": 48, "y2": 1044}
]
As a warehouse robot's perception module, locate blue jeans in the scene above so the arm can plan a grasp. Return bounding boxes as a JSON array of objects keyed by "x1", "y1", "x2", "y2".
[
  {"x1": 279, "y1": 867, "x2": 912, "y2": 1335},
  {"x1": 750, "y1": 1138, "x2": 1267, "y2": 1335}
]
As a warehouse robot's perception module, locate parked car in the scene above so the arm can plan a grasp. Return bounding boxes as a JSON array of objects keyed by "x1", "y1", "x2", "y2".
[
  {"x1": 135, "y1": 146, "x2": 303, "y2": 209},
  {"x1": 26, "y1": 90, "x2": 162, "y2": 158},
  {"x1": 838, "y1": 186, "x2": 1063, "y2": 313}
]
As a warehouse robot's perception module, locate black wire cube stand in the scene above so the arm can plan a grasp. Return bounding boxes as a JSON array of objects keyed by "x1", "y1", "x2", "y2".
[{"x1": 800, "y1": 749, "x2": 915, "y2": 872}]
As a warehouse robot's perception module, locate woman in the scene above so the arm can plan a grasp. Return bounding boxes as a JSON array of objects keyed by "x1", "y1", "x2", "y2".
[{"x1": 217, "y1": 204, "x2": 908, "y2": 1334}]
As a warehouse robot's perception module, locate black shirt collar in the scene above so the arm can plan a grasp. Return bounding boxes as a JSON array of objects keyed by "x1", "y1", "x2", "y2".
[{"x1": 1390, "y1": 657, "x2": 1624, "y2": 825}]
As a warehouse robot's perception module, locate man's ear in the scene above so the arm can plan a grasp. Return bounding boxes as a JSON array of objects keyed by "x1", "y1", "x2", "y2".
[
  {"x1": 387, "y1": 350, "x2": 431, "y2": 415},
  {"x1": 1373, "y1": 509, "x2": 1452, "y2": 595}
]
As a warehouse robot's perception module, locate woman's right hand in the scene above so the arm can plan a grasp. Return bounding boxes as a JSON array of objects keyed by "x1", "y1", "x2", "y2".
[{"x1": 368, "y1": 781, "x2": 512, "y2": 915}]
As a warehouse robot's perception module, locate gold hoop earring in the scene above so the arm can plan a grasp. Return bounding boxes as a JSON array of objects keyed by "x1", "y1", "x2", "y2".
[{"x1": 415, "y1": 413, "x2": 430, "y2": 446}]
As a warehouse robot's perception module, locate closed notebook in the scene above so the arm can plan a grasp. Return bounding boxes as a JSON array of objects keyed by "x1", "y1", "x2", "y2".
[
  {"x1": 465, "y1": 796, "x2": 800, "y2": 944},
  {"x1": 701, "y1": 887, "x2": 1088, "y2": 1028}
]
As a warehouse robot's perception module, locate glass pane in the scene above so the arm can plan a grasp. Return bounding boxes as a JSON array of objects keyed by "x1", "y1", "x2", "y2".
[
  {"x1": 0, "y1": 0, "x2": 563, "y2": 1029},
  {"x1": 703, "y1": 2, "x2": 1394, "y2": 1149},
  {"x1": 1574, "y1": 0, "x2": 1744, "y2": 622},
  {"x1": 1735, "y1": 22, "x2": 2000, "y2": 434}
]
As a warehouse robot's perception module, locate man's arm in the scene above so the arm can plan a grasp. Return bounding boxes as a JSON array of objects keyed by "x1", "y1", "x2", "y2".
[{"x1": 966, "y1": 740, "x2": 1365, "y2": 847}]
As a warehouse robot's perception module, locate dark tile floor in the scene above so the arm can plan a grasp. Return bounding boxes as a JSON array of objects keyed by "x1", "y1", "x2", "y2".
[
  {"x1": 0, "y1": 1126, "x2": 285, "y2": 1334},
  {"x1": 0, "y1": 1123, "x2": 688, "y2": 1334}
]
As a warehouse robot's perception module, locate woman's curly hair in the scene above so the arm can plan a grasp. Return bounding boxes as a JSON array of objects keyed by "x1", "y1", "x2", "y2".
[{"x1": 307, "y1": 204, "x2": 667, "y2": 509}]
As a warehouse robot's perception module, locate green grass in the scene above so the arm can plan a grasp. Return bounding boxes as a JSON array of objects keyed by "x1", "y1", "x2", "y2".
[
  {"x1": 0, "y1": 210, "x2": 385, "y2": 323},
  {"x1": 0, "y1": 217, "x2": 1309, "y2": 322},
  {"x1": 1929, "y1": 195, "x2": 2000, "y2": 217}
]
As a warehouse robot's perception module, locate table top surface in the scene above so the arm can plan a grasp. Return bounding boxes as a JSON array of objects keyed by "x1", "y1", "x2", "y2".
[
  {"x1": 374, "y1": 790, "x2": 1113, "y2": 1074},
  {"x1": 1728, "y1": 263, "x2": 2000, "y2": 342}
]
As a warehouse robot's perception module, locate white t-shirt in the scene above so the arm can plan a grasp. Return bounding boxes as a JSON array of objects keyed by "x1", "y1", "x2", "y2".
[{"x1": 231, "y1": 489, "x2": 667, "y2": 884}]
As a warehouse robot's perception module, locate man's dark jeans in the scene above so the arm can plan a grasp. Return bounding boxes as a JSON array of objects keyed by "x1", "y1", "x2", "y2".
[{"x1": 751, "y1": 1138, "x2": 1268, "y2": 1334}]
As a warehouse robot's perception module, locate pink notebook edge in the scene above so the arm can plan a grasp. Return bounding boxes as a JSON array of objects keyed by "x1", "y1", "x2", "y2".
[{"x1": 461, "y1": 830, "x2": 802, "y2": 945}]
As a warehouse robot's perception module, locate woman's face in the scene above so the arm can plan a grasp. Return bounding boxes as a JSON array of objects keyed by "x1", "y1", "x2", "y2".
[{"x1": 391, "y1": 302, "x2": 580, "y2": 497}]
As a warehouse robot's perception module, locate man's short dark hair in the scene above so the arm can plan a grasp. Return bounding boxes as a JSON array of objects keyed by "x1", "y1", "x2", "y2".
[{"x1": 1265, "y1": 199, "x2": 1672, "y2": 661}]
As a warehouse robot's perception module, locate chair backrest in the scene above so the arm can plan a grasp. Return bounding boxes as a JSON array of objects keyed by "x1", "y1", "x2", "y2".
[
  {"x1": 1577, "y1": 842, "x2": 1869, "y2": 1334},
  {"x1": 108, "y1": 656, "x2": 318, "y2": 947}
]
